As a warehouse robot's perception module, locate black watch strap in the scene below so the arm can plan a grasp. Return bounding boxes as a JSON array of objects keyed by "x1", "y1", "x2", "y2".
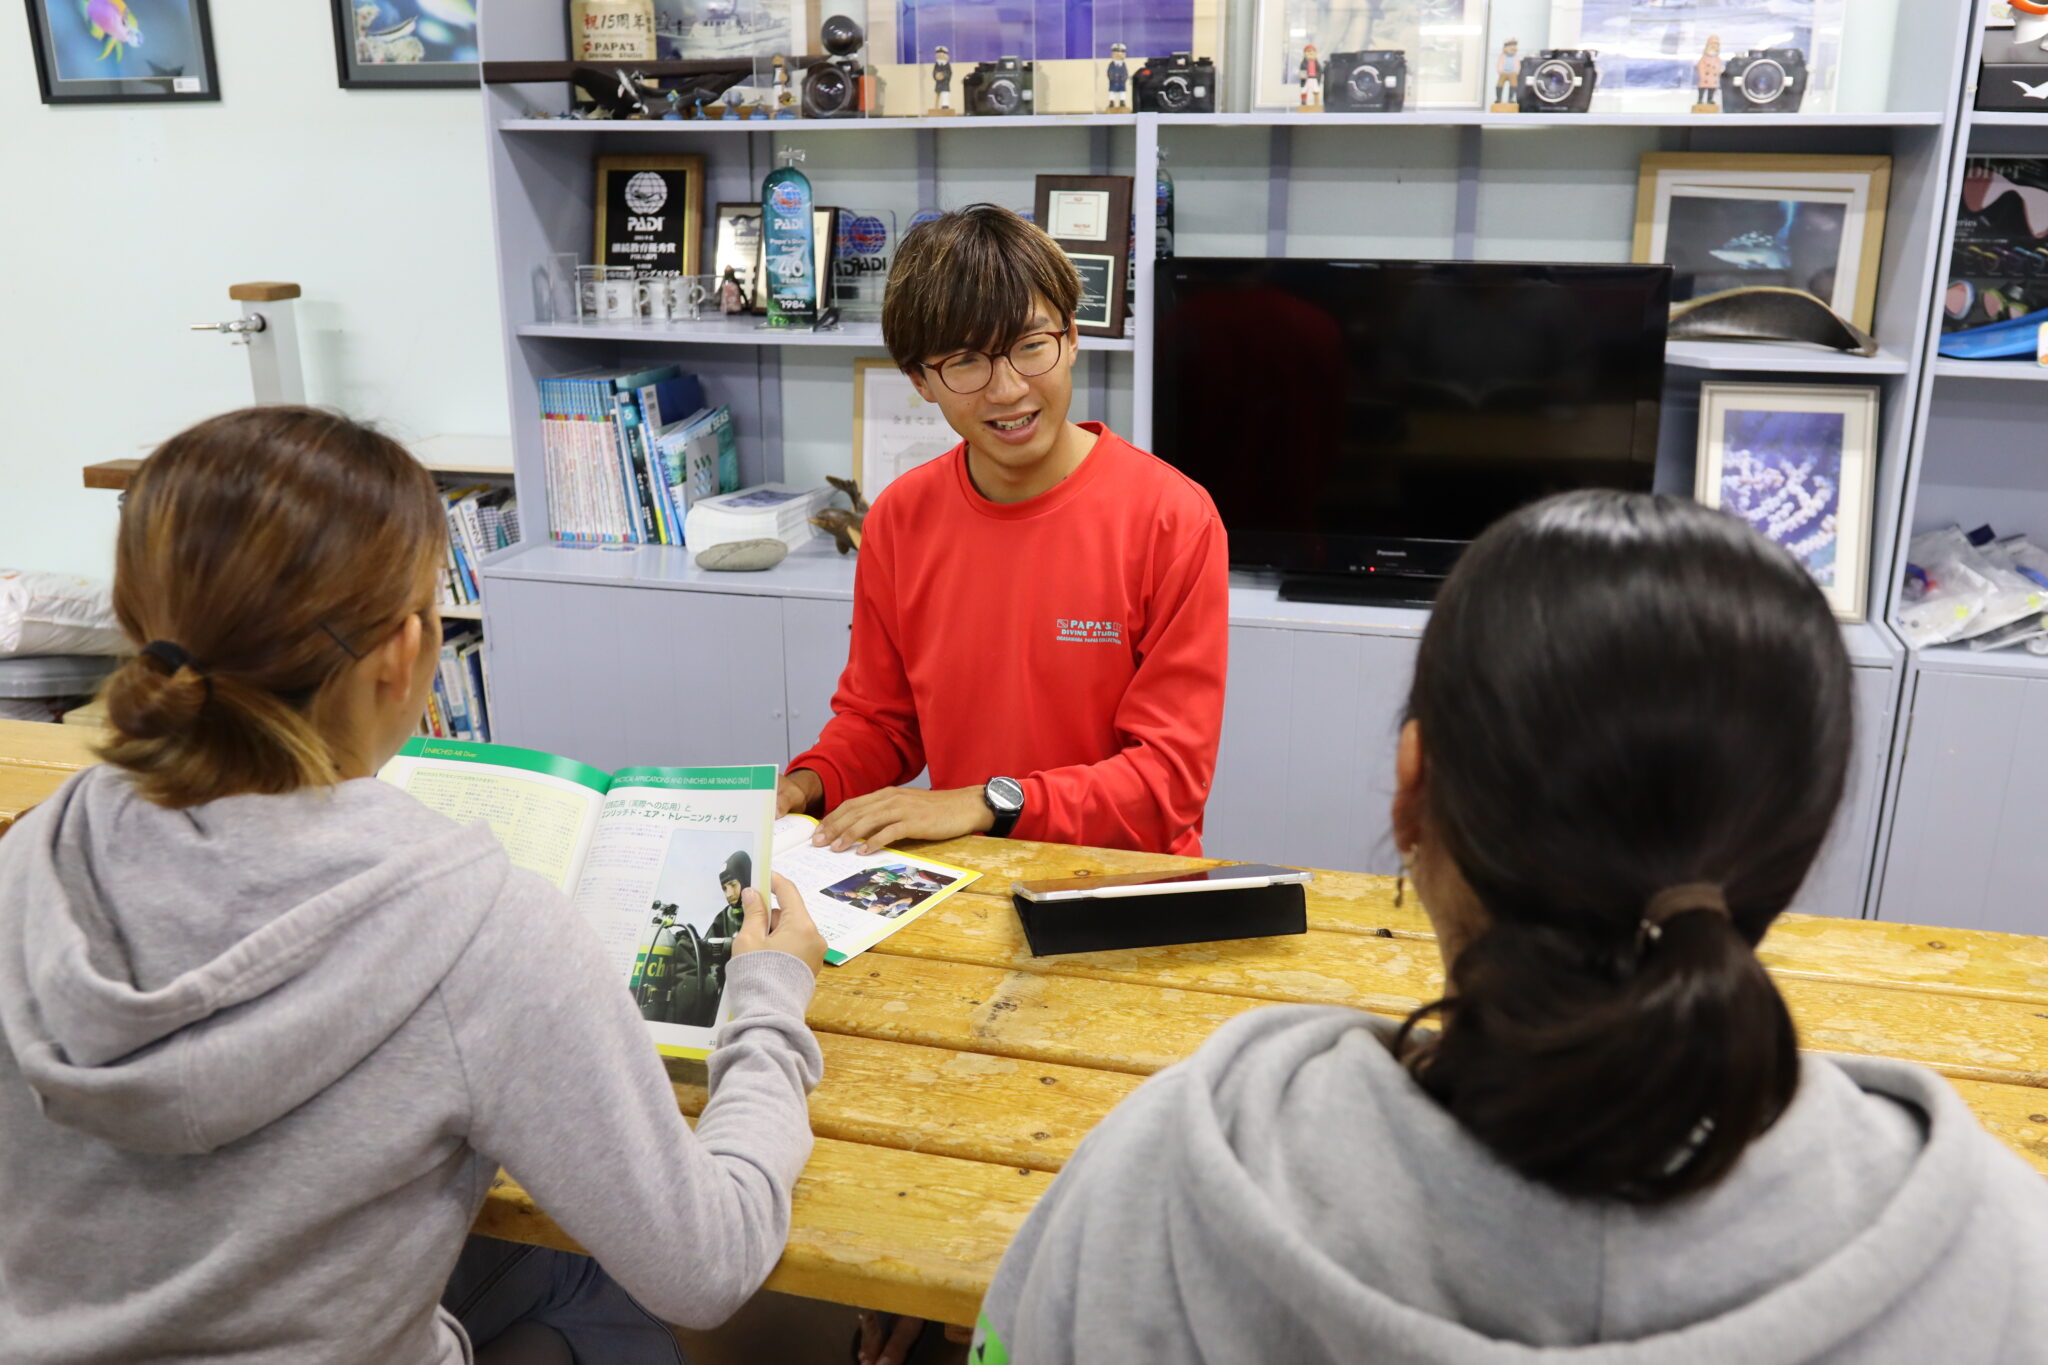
[{"x1": 983, "y1": 776, "x2": 1024, "y2": 839}]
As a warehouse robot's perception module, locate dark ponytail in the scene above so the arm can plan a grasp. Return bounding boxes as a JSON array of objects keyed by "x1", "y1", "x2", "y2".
[{"x1": 1397, "y1": 491, "x2": 1849, "y2": 1203}]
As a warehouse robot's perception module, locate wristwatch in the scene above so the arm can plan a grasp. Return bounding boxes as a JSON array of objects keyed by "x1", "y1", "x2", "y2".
[{"x1": 982, "y1": 776, "x2": 1025, "y2": 839}]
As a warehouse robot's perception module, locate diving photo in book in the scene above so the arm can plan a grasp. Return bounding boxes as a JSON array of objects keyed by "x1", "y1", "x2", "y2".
[
  {"x1": 818, "y1": 863, "x2": 959, "y2": 920},
  {"x1": 633, "y1": 836, "x2": 756, "y2": 1029}
]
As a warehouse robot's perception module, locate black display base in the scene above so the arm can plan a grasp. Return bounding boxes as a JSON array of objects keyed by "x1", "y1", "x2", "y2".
[
  {"x1": 1976, "y1": 33, "x2": 2048, "y2": 112},
  {"x1": 1013, "y1": 882, "x2": 1307, "y2": 956},
  {"x1": 1278, "y1": 572, "x2": 1443, "y2": 608}
]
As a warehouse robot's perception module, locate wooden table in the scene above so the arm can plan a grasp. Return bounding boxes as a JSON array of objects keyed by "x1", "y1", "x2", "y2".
[{"x1": 6, "y1": 718, "x2": 2048, "y2": 1327}]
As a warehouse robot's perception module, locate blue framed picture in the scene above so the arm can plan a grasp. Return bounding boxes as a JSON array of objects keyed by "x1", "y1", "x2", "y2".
[
  {"x1": 330, "y1": 0, "x2": 479, "y2": 89},
  {"x1": 24, "y1": 0, "x2": 220, "y2": 103},
  {"x1": 1695, "y1": 382, "x2": 1879, "y2": 622}
]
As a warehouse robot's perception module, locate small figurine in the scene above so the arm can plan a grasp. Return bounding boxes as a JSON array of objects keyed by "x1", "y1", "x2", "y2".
[
  {"x1": 772, "y1": 53, "x2": 796, "y2": 118},
  {"x1": 810, "y1": 475, "x2": 870, "y2": 554},
  {"x1": 1693, "y1": 35, "x2": 1723, "y2": 112},
  {"x1": 722, "y1": 85, "x2": 744, "y2": 119},
  {"x1": 693, "y1": 91, "x2": 708, "y2": 119},
  {"x1": 663, "y1": 88, "x2": 686, "y2": 119},
  {"x1": 1104, "y1": 41, "x2": 1129, "y2": 112},
  {"x1": 1492, "y1": 39, "x2": 1520, "y2": 109},
  {"x1": 1298, "y1": 42, "x2": 1323, "y2": 110},
  {"x1": 930, "y1": 44, "x2": 954, "y2": 115},
  {"x1": 718, "y1": 266, "x2": 748, "y2": 314}
]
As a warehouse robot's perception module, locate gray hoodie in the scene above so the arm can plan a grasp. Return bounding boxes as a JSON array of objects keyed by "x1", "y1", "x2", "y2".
[
  {"x1": 0, "y1": 765, "x2": 823, "y2": 1365},
  {"x1": 976, "y1": 1005, "x2": 2048, "y2": 1364}
]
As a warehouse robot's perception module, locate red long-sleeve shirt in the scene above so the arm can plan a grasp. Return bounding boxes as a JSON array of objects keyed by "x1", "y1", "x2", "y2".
[{"x1": 789, "y1": 424, "x2": 1229, "y2": 855}]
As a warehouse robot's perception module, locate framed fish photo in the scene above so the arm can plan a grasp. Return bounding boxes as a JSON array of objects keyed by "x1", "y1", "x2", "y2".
[
  {"x1": 1694, "y1": 382, "x2": 1880, "y2": 623},
  {"x1": 25, "y1": 0, "x2": 221, "y2": 103},
  {"x1": 330, "y1": 0, "x2": 480, "y2": 89},
  {"x1": 1633, "y1": 153, "x2": 1891, "y2": 334}
]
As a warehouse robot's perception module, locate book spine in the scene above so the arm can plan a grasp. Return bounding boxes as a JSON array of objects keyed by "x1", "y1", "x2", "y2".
[
  {"x1": 438, "y1": 639, "x2": 470, "y2": 738},
  {"x1": 460, "y1": 640, "x2": 490, "y2": 744},
  {"x1": 458, "y1": 494, "x2": 490, "y2": 587}
]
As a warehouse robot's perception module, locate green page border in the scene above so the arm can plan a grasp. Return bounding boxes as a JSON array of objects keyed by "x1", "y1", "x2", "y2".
[
  {"x1": 397, "y1": 737, "x2": 611, "y2": 794},
  {"x1": 609, "y1": 765, "x2": 780, "y2": 791}
]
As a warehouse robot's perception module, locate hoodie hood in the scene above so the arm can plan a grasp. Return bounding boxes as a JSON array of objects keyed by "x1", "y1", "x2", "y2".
[
  {"x1": 0, "y1": 765, "x2": 506, "y2": 1155},
  {"x1": 980, "y1": 1005, "x2": 2048, "y2": 1365}
]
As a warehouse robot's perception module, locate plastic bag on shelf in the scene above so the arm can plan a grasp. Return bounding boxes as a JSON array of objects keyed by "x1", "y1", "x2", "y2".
[{"x1": 1896, "y1": 528, "x2": 1999, "y2": 649}]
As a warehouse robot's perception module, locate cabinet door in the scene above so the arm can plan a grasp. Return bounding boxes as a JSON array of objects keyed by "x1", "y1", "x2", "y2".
[
  {"x1": 781, "y1": 596, "x2": 854, "y2": 760},
  {"x1": 1205, "y1": 627, "x2": 1417, "y2": 872},
  {"x1": 1878, "y1": 667, "x2": 2048, "y2": 933},
  {"x1": 1791, "y1": 663, "x2": 1898, "y2": 919},
  {"x1": 486, "y1": 579, "x2": 788, "y2": 773}
]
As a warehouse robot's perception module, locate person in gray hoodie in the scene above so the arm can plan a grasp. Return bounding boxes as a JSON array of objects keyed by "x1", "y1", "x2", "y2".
[
  {"x1": 974, "y1": 490, "x2": 2048, "y2": 1365},
  {"x1": 0, "y1": 406, "x2": 828, "y2": 1365}
]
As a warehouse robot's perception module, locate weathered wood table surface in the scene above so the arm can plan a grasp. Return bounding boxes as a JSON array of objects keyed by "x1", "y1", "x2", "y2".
[{"x1": 5, "y1": 716, "x2": 2048, "y2": 1327}]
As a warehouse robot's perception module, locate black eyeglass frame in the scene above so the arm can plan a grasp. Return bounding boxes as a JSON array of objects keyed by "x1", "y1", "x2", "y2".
[{"x1": 921, "y1": 329, "x2": 1070, "y2": 395}]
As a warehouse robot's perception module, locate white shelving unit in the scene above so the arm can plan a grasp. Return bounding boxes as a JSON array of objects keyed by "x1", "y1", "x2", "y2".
[{"x1": 471, "y1": 2, "x2": 1986, "y2": 918}]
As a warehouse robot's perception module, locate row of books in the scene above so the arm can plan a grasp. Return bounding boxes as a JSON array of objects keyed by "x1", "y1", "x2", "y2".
[
  {"x1": 538, "y1": 364, "x2": 739, "y2": 545},
  {"x1": 440, "y1": 484, "x2": 520, "y2": 607},
  {"x1": 423, "y1": 624, "x2": 491, "y2": 743}
]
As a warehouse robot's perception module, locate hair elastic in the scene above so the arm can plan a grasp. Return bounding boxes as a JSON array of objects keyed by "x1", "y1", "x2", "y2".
[
  {"x1": 1639, "y1": 883, "x2": 1729, "y2": 946},
  {"x1": 141, "y1": 640, "x2": 197, "y2": 675},
  {"x1": 140, "y1": 639, "x2": 213, "y2": 702}
]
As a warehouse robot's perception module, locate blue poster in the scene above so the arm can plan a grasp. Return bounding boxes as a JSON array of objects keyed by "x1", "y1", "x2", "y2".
[{"x1": 896, "y1": 0, "x2": 1195, "y2": 66}]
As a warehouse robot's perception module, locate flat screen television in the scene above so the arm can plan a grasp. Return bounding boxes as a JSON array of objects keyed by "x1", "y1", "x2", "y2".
[{"x1": 1151, "y1": 258, "x2": 1671, "y2": 604}]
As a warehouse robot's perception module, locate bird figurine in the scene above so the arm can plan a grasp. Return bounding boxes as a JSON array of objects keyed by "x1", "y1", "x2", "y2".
[{"x1": 810, "y1": 475, "x2": 868, "y2": 554}]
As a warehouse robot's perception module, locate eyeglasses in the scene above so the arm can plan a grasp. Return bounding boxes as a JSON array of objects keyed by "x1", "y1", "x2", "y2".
[{"x1": 925, "y1": 330, "x2": 1067, "y2": 395}]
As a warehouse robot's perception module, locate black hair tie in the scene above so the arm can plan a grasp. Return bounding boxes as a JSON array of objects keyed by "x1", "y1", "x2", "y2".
[
  {"x1": 140, "y1": 639, "x2": 213, "y2": 701},
  {"x1": 141, "y1": 640, "x2": 197, "y2": 675}
]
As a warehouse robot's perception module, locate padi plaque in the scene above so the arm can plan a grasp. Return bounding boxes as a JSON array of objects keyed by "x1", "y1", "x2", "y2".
[
  {"x1": 595, "y1": 155, "x2": 705, "y2": 279},
  {"x1": 834, "y1": 209, "x2": 896, "y2": 319}
]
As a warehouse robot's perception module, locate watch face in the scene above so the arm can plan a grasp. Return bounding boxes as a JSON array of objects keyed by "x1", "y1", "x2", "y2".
[{"x1": 987, "y1": 777, "x2": 1025, "y2": 812}]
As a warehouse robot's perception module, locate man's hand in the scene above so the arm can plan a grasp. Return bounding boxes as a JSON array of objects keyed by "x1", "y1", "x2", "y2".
[
  {"x1": 811, "y1": 785, "x2": 994, "y2": 855},
  {"x1": 731, "y1": 873, "x2": 827, "y2": 977},
  {"x1": 778, "y1": 768, "x2": 825, "y2": 817}
]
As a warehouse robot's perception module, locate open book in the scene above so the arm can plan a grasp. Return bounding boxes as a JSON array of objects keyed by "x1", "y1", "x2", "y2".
[{"x1": 378, "y1": 738, "x2": 978, "y2": 1057}]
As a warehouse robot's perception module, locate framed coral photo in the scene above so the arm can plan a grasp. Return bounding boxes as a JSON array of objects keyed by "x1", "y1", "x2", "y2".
[
  {"x1": 330, "y1": 0, "x2": 480, "y2": 89},
  {"x1": 25, "y1": 0, "x2": 220, "y2": 103},
  {"x1": 1694, "y1": 382, "x2": 1880, "y2": 622}
]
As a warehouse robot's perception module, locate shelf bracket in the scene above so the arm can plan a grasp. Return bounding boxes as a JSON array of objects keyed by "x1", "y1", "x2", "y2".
[
  {"x1": 1453, "y1": 126, "x2": 1481, "y2": 261},
  {"x1": 1267, "y1": 124, "x2": 1291, "y2": 256}
]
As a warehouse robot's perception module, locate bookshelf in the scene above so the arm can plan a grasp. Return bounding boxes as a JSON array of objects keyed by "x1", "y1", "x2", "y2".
[{"x1": 472, "y1": 2, "x2": 1988, "y2": 920}]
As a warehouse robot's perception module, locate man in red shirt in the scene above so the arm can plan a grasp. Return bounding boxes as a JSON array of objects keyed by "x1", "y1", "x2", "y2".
[{"x1": 781, "y1": 204, "x2": 1228, "y2": 858}]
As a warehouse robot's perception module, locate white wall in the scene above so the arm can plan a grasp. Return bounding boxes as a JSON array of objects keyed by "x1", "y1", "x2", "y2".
[{"x1": 0, "y1": 0, "x2": 508, "y2": 580}]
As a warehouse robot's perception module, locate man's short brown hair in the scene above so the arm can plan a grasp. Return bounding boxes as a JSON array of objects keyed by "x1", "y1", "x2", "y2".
[{"x1": 882, "y1": 203, "x2": 1081, "y2": 373}]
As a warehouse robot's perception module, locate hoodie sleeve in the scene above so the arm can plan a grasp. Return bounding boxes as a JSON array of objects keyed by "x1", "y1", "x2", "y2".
[
  {"x1": 438, "y1": 864, "x2": 822, "y2": 1330},
  {"x1": 975, "y1": 1068, "x2": 1206, "y2": 1365}
]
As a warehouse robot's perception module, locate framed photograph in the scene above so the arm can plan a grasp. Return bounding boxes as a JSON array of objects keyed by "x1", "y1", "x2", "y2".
[
  {"x1": 596, "y1": 156, "x2": 706, "y2": 280},
  {"x1": 714, "y1": 202, "x2": 765, "y2": 315},
  {"x1": 1694, "y1": 382, "x2": 1879, "y2": 622},
  {"x1": 1033, "y1": 174, "x2": 1133, "y2": 338},
  {"x1": 656, "y1": 0, "x2": 812, "y2": 60},
  {"x1": 853, "y1": 359, "x2": 954, "y2": 505},
  {"x1": 330, "y1": 0, "x2": 480, "y2": 89},
  {"x1": 1550, "y1": 0, "x2": 1845, "y2": 113},
  {"x1": 25, "y1": 0, "x2": 220, "y2": 104},
  {"x1": 1633, "y1": 153, "x2": 1891, "y2": 334},
  {"x1": 330, "y1": 0, "x2": 480, "y2": 88}
]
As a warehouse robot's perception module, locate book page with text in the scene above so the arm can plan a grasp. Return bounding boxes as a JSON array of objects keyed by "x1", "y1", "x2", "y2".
[
  {"x1": 378, "y1": 738, "x2": 610, "y2": 894},
  {"x1": 772, "y1": 815, "x2": 982, "y2": 964}
]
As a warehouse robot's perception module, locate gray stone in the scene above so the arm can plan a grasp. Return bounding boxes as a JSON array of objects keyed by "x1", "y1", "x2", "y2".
[{"x1": 694, "y1": 538, "x2": 790, "y2": 572}]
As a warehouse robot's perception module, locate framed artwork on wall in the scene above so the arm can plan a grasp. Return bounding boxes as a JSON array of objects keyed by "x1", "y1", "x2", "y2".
[
  {"x1": 25, "y1": 0, "x2": 220, "y2": 104},
  {"x1": 330, "y1": 0, "x2": 480, "y2": 89},
  {"x1": 1694, "y1": 382, "x2": 1879, "y2": 622},
  {"x1": 852, "y1": 359, "x2": 954, "y2": 504},
  {"x1": 1633, "y1": 153, "x2": 1891, "y2": 334}
]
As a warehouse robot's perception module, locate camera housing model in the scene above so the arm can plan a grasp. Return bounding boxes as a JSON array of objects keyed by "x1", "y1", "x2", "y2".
[
  {"x1": 1325, "y1": 50, "x2": 1406, "y2": 113},
  {"x1": 963, "y1": 56, "x2": 1035, "y2": 116},
  {"x1": 801, "y1": 15, "x2": 880, "y2": 118},
  {"x1": 1134, "y1": 52, "x2": 1217, "y2": 114},
  {"x1": 1720, "y1": 47, "x2": 1807, "y2": 113},
  {"x1": 1518, "y1": 48, "x2": 1598, "y2": 113}
]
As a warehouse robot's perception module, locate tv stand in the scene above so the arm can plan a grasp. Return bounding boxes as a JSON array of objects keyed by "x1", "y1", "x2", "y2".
[{"x1": 1278, "y1": 573, "x2": 1443, "y2": 608}]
